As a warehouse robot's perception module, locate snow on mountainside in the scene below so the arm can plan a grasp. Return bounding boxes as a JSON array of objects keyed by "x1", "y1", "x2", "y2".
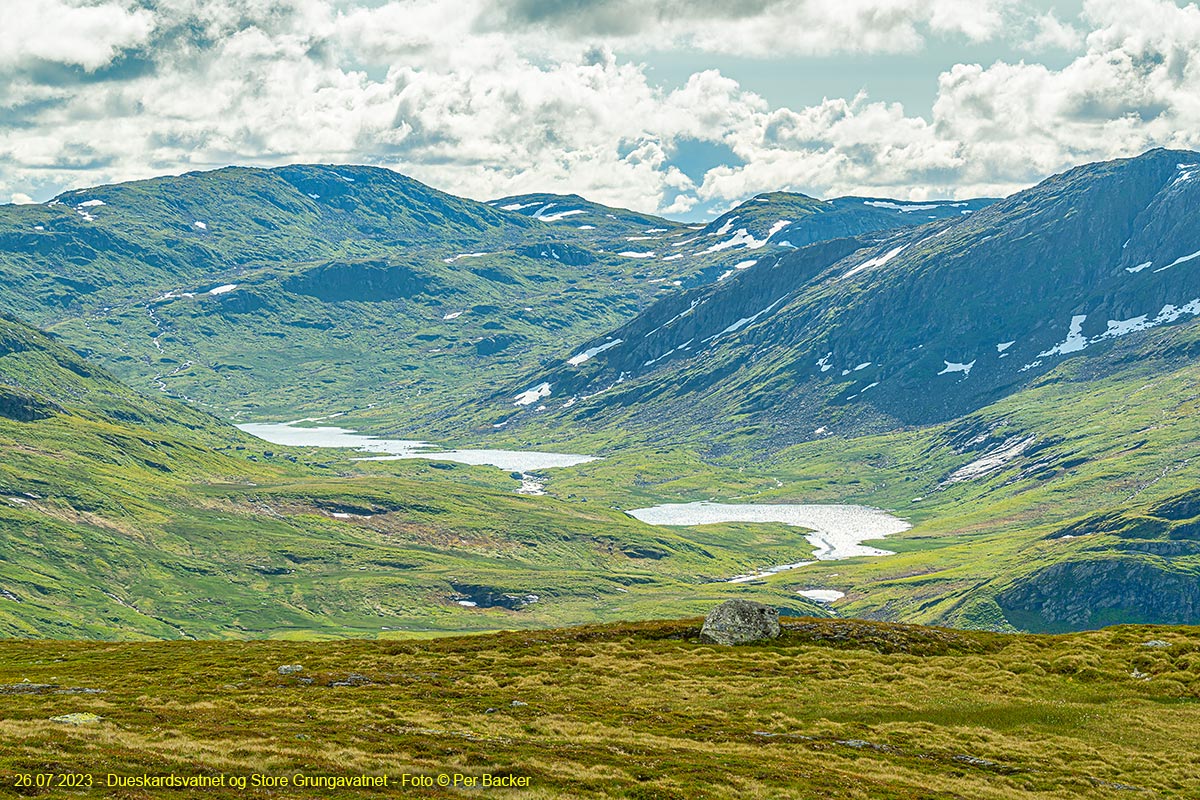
[{"x1": 501, "y1": 149, "x2": 1200, "y2": 443}]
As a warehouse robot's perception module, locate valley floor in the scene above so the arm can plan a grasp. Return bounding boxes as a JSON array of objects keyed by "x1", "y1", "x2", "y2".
[{"x1": 1, "y1": 618, "x2": 1198, "y2": 799}]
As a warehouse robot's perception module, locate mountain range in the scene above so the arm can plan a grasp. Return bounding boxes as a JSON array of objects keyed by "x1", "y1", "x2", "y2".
[{"x1": 1, "y1": 148, "x2": 1199, "y2": 638}]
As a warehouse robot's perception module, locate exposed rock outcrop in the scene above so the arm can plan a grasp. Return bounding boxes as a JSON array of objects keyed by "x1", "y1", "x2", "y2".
[{"x1": 700, "y1": 599, "x2": 780, "y2": 645}]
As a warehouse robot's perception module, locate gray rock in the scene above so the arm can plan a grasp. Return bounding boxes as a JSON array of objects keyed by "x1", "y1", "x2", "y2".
[
  {"x1": 329, "y1": 672, "x2": 370, "y2": 687},
  {"x1": 1141, "y1": 640, "x2": 1172, "y2": 648},
  {"x1": 277, "y1": 664, "x2": 304, "y2": 675},
  {"x1": 50, "y1": 712, "x2": 102, "y2": 726},
  {"x1": 700, "y1": 599, "x2": 780, "y2": 646}
]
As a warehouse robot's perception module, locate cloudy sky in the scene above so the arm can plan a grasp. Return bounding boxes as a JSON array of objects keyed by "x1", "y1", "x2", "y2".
[{"x1": 3, "y1": 0, "x2": 1199, "y2": 219}]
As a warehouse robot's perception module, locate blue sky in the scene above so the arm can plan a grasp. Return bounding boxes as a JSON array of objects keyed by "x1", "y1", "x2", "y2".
[{"x1": 2, "y1": 1, "x2": 1198, "y2": 220}]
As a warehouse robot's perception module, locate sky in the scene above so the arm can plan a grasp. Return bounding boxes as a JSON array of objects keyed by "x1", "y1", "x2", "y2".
[{"x1": 2, "y1": 0, "x2": 1199, "y2": 220}]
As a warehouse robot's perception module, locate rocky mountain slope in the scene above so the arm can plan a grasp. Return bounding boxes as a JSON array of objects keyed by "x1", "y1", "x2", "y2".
[{"x1": 503, "y1": 149, "x2": 1200, "y2": 445}]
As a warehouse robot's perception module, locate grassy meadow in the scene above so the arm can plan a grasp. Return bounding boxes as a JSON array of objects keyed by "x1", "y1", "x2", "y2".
[{"x1": 1, "y1": 618, "x2": 1199, "y2": 798}]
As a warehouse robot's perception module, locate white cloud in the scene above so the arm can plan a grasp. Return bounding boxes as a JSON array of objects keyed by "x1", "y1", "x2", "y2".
[
  {"x1": 0, "y1": 0, "x2": 1198, "y2": 215},
  {"x1": 480, "y1": 0, "x2": 1018, "y2": 57},
  {"x1": 1022, "y1": 11, "x2": 1085, "y2": 52},
  {"x1": 10, "y1": 193, "x2": 36, "y2": 205},
  {"x1": 0, "y1": 0, "x2": 155, "y2": 71}
]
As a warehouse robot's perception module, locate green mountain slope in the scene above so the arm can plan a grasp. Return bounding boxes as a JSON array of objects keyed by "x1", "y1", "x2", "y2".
[
  {"x1": 2, "y1": 152, "x2": 1198, "y2": 639},
  {"x1": 0, "y1": 167, "x2": 991, "y2": 431},
  {"x1": 519, "y1": 312, "x2": 1200, "y2": 634},
  {"x1": 0, "y1": 312, "x2": 838, "y2": 639}
]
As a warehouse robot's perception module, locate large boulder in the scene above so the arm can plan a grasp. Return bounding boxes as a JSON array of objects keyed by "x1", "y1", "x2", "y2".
[{"x1": 700, "y1": 600, "x2": 781, "y2": 645}]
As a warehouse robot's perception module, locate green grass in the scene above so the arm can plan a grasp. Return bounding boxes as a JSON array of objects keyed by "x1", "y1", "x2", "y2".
[{"x1": 0, "y1": 618, "x2": 1198, "y2": 798}]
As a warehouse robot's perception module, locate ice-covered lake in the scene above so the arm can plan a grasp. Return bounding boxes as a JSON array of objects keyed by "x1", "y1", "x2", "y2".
[
  {"x1": 237, "y1": 422, "x2": 597, "y2": 472},
  {"x1": 626, "y1": 501, "x2": 910, "y2": 582}
]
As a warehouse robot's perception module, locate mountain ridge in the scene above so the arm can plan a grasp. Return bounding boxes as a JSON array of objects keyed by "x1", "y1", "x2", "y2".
[{"x1": 497, "y1": 147, "x2": 1200, "y2": 445}]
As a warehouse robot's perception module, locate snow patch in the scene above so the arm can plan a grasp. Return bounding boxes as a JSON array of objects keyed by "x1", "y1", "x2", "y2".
[
  {"x1": 618, "y1": 250, "x2": 656, "y2": 258},
  {"x1": 193, "y1": 221, "x2": 207, "y2": 230},
  {"x1": 937, "y1": 360, "x2": 976, "y2": 378},
  {"x1": 709, "y1": 296, "x2": 787, "y2": 339},
  {"x1": 844, "y1": 244, "x2": 908, "y2": 279},
  {"x1": 538, "y1": 209, "x2": 587, "y2": 222},
  {"x1": 1154, "y1": 249, "x2": 1200, "y2": 273},
  {"x1": 568, "y1": 338, "x2": 623, "y2": 366},
  {"x1": 514, "y1": 382, "x2": 552, "y2": 406},
  {"x1": 1039, "y1": 315, "x2": 1088, "y2": 357},
  {"x1": 77, "y1": 199, "x2": 105, "y2": 208},
  {"x1": 442, "y1": 311, "x2": 465, "y2": 320},
  {"x1": 704, "y1": 222, "x2": 788, "y2": 254},
  {"x1": 207, "y1": 284, "x2": 237, "y2": 295},
  {"x1": 1126, "y1": 261, "x2": 1153, "y2": 273},
  {"x1": 443, "y1": 252, "x2": 490, "y2": 264},
  {"x1": 942, "y1": 436, "x2": 1036, "y2": 484},
  {"x1": 996, "y1": 341, "x2": 1015, "y2": 353},
  {"x1": 712, "y1": 216, "x2": 737, "y2": 236}
]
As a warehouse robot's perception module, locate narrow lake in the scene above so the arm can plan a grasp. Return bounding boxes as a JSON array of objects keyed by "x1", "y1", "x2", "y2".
[{"x1": 237, "y1": 422, "x2": 598, "y2": 472}]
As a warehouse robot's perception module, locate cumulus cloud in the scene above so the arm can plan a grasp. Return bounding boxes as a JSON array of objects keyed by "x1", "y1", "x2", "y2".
[
  {"x1": 479, "y1": 0, "x2": 1017, "y2": 56},
  {"x1": 0, "y1": 0, "x2": 155, "y2": 71},
  {"x1": 1022, "y1": 11, "x2": 1085, "y2": 52},
  {"x1": 0, "y1": 0, "x2": 1198, "y2": 215}
]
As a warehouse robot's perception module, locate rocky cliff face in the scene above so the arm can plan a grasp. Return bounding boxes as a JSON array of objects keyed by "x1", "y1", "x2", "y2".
[
  {"x1": 993, "y1": 487, "x2": 1200, "y2": 631},
  {"x1": 998, "y1": 558, "x2": 1200, "y2": 631}
]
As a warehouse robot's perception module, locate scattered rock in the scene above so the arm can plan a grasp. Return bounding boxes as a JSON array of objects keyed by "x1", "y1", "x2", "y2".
[
  {"x1": 700, "y1": 599, "x2": 780, "y2": 646},
  {"x1": 1142, "y1": 640, "x2": 1172, "y2": 648},
  {"x1": 450, "y1": 583, "x2": 540, "y2": 610},
  {"x1": 50, "y1": 712, "x2": 103, "y2": 726},
  {"x1": 1, "y1": 682, "x2": 55, "y2": 695},
  {"x1": 277, "y1": 664, "x2": 304, "y2": 675},
  {"x1": 510, "y1": 700, "x2": 528, "y2": 707},
  {"x1": 0, "y1": 683, "x2": 103, "y2": 696},
  {"x1": 329, "y1": 672, "x2": 370, "y2": 687}
]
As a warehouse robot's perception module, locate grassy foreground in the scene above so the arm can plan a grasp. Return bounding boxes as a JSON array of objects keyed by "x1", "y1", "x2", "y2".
[{"x1": 1, "y1": 618, "x2": 1199, "y2": 799}]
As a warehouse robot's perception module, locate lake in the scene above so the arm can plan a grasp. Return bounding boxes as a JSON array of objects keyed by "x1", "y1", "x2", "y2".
[
  {"x1": 237, "y1": 422, "x2": 597, "y2": 472},
  {"x1": 626, "y1": 501, "x2": 910, "y2": 582}
]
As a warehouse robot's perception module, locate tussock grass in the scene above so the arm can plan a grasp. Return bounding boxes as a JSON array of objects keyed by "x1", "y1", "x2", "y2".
[{"x1": 1, "y1": 618, "x2": 1198, "y2": 798}]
